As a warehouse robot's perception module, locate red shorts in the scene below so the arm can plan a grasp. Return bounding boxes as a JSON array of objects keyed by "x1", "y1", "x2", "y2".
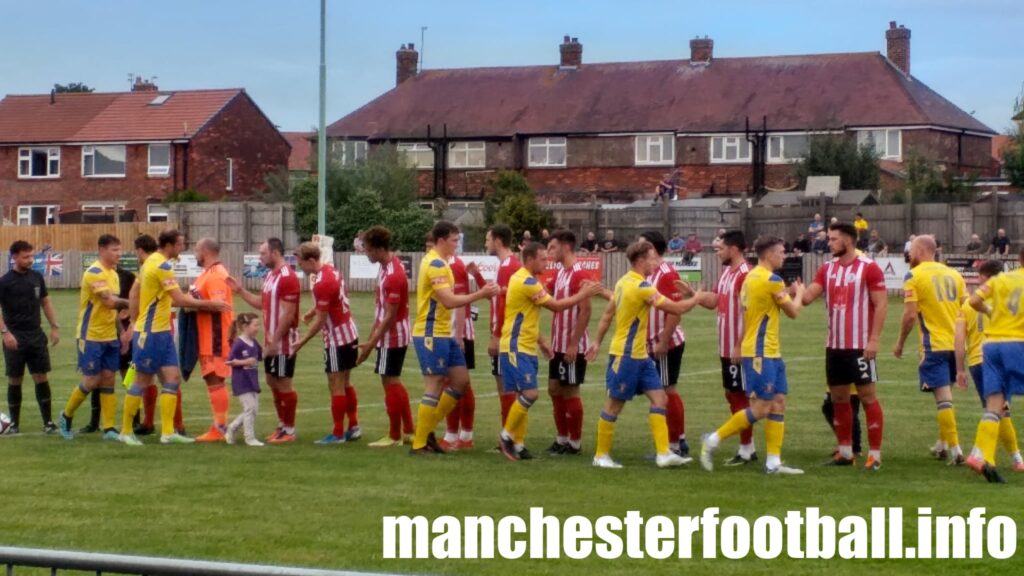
[{"x1": 200, "y1": 355, "x2": 230, "y2": 379}]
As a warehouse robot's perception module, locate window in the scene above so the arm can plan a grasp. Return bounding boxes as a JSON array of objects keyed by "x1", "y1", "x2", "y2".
[
  {"x1": 767, "y1": 135, "x2": 809, "y2": 163},
  {"x1": 857, "y1": 129, "x2": 901, "y2": 160},
  {"x1": 82, "y1": 145, "x2": 126, "y2": 177},
  {"x1": 448, "y1": 142, "x2": 486, "y2": 169},
  {"x1": 397, "y1": 143, "x2": 434, "y2": 169},
  {"x1": 17, "y1": 205, "x2": 58, "y2": 225},
  {"x1": 332, "y1": 140, "x2": 367, "y2": 168},
  {"x1": 147, "y1": 205, "x2": 169, "y2": 223},
  {"x1": 17, "y1": 147, "x2": 60, "y2": 178},
  {"x1": 149, "y1": 94, "x2": 171, "y2": 106},
  {"x1": 528, "y1": 137, "x2": 567, "y2": 167},
  {"x1": 710, "y1": 136, "x2": 752, "y2": 163},
  {"x1": 226, "y1": 158, "x2": 233, "y2": 191},
  {"x1": 81, "y1": 202, "x2": 126, "y2": 211},
  {"x1": 635, "y1": 134, "x2": 675, "y2": 165},
  {"x1": 148, "y1": 144, "x2": 171, "y2": 176}
]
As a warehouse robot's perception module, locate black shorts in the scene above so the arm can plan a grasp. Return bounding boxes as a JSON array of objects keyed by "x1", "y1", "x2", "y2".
[
  {"x1": 652, "y1": 343, "x2": 684, "y2": 388},
  {"x1": 825, "y1": 349, "x2": 877, "y2": 387},
  {"x1": 264, "y1": 354, "x2": 296, "y2": 379},
  {"x1": 720, "y1": 357, "x2": 743, "y2": 392},
  {"x1": 325, "y1": 341, "x2": 358, "y2": 373},
  {"x1": 3, "y1": 331, "x2": 50, "y2": 377},
  {"x1": 463, "y1": 339, "x2": 475, "y2": 370},
  {"x1": 548, "y1": 352, "x2": 587, "y2": 386},
  {"x1": 374, "y1": 346, "x2": 408, "y2": 377},
  {"x1": 119, "y1": 350, "x2": 132, "y2": 372},
  {"x1": 490, "y1": 353, "x2": 502, "y2": 377}
]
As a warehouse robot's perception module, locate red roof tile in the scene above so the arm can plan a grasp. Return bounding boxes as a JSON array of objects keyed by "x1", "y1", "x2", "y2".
[
  {"x1": 282, "y1": 131, "x2": 314, "y2": 171},
  {"x1": 0, "y1": 89, "x2": 243, "y2": 144},
  {"x1": 329, "y1": 53, "x2": 993, "y2": 139}
]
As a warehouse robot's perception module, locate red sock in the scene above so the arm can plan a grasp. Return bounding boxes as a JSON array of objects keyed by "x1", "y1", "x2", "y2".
[
  {"x1": 665, "y1": 390, "x2": 683, "y2": 442},
  {"x1": 500, "y1": 393, "x2": 516, "y2": 426},
  {"x1": 551, "y1": 394, "x2": 568, "y2": 438},
  {"x1": 283, "y1": 390, "x2": 298, "y2": 429},
  {"x1": 460, "y1": 384, "x2": 475, "y2": 432},
  {"x1": 863, "y1": 399, "x2": 884, "y2": 451},
  {"x1": 330, "y1": 394, "x2": 347, "y2": 437},
  {"x1": 564, "y1": 396, "x2": 584, "y2": 442},
  {"x1": 345, "y1": 385, "x2": 359, "y2": 429},
  {"x1": 726, "y1": 391, "x2": 753, "y2": 445},
  {"x1": 397, "y1": 383, "x2": 414, "y2": 435},
  {"x1": 208, "y1": 385, "x2": 229, "y2": 427},
  {"x1": 174, "y1": 389, "x2": 184, "y2": 431},
  {"x1": 271, "y1": 388, "x2": 284, "y2": 427},
  {"x1": 143, "y1": 386, "x2": 158, "y2": 427},
  {"x1": 678, "y1": 396, "x2": 686, "y2": 440},
  {"x1": 446, "y1": 396, "x2": 462, "y2": 434},
  {"x1": 833, "y1": 400, "x2": 853, "y2": 448},
  {"x1": 384, "y1": 384, "x2": 402, "y2": 440}
]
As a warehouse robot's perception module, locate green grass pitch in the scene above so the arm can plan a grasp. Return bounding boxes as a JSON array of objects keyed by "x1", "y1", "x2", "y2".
[{"x1": 1, "y1": 289, "x2": 1021, "y2": 575}]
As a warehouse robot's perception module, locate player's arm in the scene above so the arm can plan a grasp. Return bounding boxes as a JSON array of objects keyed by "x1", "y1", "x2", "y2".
[
  {"x1": 97, "y1": 289, "x2": 129, "y2": 310},
  {"x1": 801, "y1": 281, "x2": 824, "y2": 305},
  {"x1": 585, "y1": 297, "x2": 617, "y2": 361},
  {"x1": 696, "y1": 291, "x2": 718, "y2": 310},
  {"x1": 969, "y1": 290, "x2": 993, "y2": 315},
  {"x1": 778, "y1": 280, "x2": 804, "y2": 319},
  {"x1": 435, "y1": 284, "x2": 499, "y2": 310},
  {"x1": 168, "y1": 286, "x2": 229, "y2": 312},
  {"x1": 226, "y1": 276, "x2": 262, "y2": 308},
  {"x1": 893, "y1": 300, "x2": 917, "y2": 359},
  {"x1": 537, "y1": 333, "x2": 553, "y2": 360},
  {"x1": 41, "y1": 295, "x2": 60, "y2": 346},
  {"x1": 293, "y1": 308, "x2": 326, "y2": 355},
  {"x1": 865, "y1": 288, "x2": 888, "y2": 360},
  {"x1": 356, "y1": 301, "x2": 399, "y2": 365},
  {"x1": 541, "y1": 280, "x2": 601, "y2": 313},
  {"x1": 564, "y1": 293, "x2": 592, "y2": 363},
  {"x1": 953, "y1": 315, "x2": 969, "y2": 390}
]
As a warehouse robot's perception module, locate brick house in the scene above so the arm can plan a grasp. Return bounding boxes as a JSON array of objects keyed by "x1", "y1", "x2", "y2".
[
  {"x1": 0, "y1": 80, "x2": 290, "y2": 224},
  {"x1": 327, "y1": 22, "x2": 996, "y2": 203}
]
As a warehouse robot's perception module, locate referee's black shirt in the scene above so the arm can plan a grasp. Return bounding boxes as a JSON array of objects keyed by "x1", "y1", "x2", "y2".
[{"x1": 0, "y1": 267, "x2": 48, "y2": 338}]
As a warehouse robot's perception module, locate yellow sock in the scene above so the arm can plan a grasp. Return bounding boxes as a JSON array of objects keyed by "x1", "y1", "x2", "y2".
[
  {"x1": 974, "y1": 413, "x2": 1001, "y2": 465},
  {"x1": 595, "y1": 413, "x2": 616, "y2": 457},
  {"x1": 937, "y1": 403, "x2": 959, "y2": 449},
  {"x1": 99, "y1": 389, "x2": 117, "y2": 430},
  {"x1": 159, "y1": 391, "x2": 177, "y2": 437},
  {"x1": 412, "y1": 397, "x2": 439, "y2": 450},
  {"x1": 765, "y1": 414, "x2": 785, "y2": 457},
  {"x1": 513, "y1": 411, "x2": 530, "y2": 446},
  {"x1": 999, "y1": 414, "x2": 1019, "y2": 455},
  {"x1": 435, "y1": 389, "x2": 460, "y2": 423},
  {"x1": 63, "y1": 384, "x2": 88, "y2": 419},
  {"x1": 122, "y1": 394, "x2": 142, "y2": 435},
  {"x1": 505, "y1": 398, "x2": 529, "y2": 437},
  {"x1": 716, "y1": 408, "x2": 755, "y2": 441},
  {"x1": 649, "y1": 410, "x2": 669, "y2": 455}
]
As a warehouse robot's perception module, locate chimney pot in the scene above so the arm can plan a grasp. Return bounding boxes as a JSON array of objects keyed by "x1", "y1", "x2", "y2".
[
  {"x1": 396, "y1": 43, "x2": 419, "y2": 86},
  {"x1": 559, "y1": 35, "x2": 583, "y2": 68},
  {"x1": 409, "y1": 43, "x2": 414, "y2": 49},
  {"x1": 689, "y1": 37, "x2": 714, "y2": 65},
  {"x1": 885, "y1": 21, "x2": 911, "y2": 75}
]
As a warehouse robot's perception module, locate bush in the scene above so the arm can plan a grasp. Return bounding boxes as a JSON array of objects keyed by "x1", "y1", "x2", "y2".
[
  {"x1": 795, "y1": 136, "x2": 880, "y2": 190},
  {"x1": 1005, "y1": 135, "x2": 1024, "y2": 189},
  {"x1": 164, "y1": 189, "x2": 209, "y2": 203},
  {"x1": 484, "y1": 170, "x2": 554, "y2": 240}
]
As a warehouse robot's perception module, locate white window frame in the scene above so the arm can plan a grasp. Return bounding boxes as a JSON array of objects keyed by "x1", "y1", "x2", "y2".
[
  {"x1": 147, "y1": 205, "x2": 169, "y2": 223},
  {"x1": 81, "y1": 202, "x2": 126, "y2": 211},
  {"x1": 397, "y1": 142, "x2": 434, "y2": 169},
  {"x1": 857, "y1": 129, "x2": 902, "y2": 160},
  {"x1": 448, "y1": 141, "x2": 486, "y2": 169},
  {"x1": 767, "y1": 134, "x2": 810, "y2": 164},
  {"x1": 226, "y1": 158, "x2": 234, "y2": 191},
  {"x1": 17, "y1": 204, "x2": 59, "y2": 226},
  {"x1": 333, "y1": 140, "x2": 367, "y2": 168},
  {"x1": 527, "y1": 137, "x2": 567, "y2": 168},
  {"x1": 634, "y1": 134, "x2": 675, "y2": 166},
  {"x1": 148, "y1": 143, "x2": 171, "y2": 176},
  {"x1": 710, "y1": 136, "x2": 753, "y2": 164},
  {"x1": 17, "y1": 147, "x2": 60, "y2": 179},
  {"x1": 82, "y1": 144, "x2": 127, "y2": 178}
]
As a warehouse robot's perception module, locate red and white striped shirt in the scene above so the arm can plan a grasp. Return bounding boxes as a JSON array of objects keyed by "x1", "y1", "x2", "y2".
[
  {"x1": 490, "y1": 255, "x2": 522, "y2": 338},
  {"x1": 312, "y1": 264, "x2": 358, "y2": 347},
  {"x1": 647, "y1": 261, "x2": 686, "y2": 349},
  {"x1": 813, "y1": 254, "x2": 886, "y2": 350},
  {"x1": 715, "y1": 261, "x2": 750, "y2": 358},
  {"x1": 262, "y1": 265, "x2": 300, "y2": 355},
  {"x1": 449, "y1": 256, "x2": 476, "y2": 341},
  {"x1": 549, "y1": 261, "x2": 591, "y2": 354},
  {"x1": 374, "y1": 255, "x2": 410, "y2": 348}
]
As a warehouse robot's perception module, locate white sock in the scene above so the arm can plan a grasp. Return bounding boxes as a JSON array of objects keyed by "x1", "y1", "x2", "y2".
[
  {"x1": 838, "y1": 445, "x2": 854, "y2": 459},
  {"x1": 1014, "y1": 452, "x2": 1023, "y2": 464},
  {"x1": 514, "y1": 443, "x2": 525, "y2": 452},
  {"x1": 500, "y1": 429, "x2": 513, "y2": 441},
  {"x1": 706, "y1": 432, "x2": 721, "y2": 449},
  {"x1": 444, "y1": 432, "x2": 458, "y2": 443},
  {"x1": 459, "y1": 430, "x2": 474, "y2": 441},
  {"x1": 283, "y1": 426, "x2": 295, "y2": 435},
  {"x1": 569, "y1": 439, "x2": 581, "y2": 450},
  {"x1": 739, "y1": 443, "x2": 755, "y2": 458},
  {"x1": 970, "y1": 446, "x2": 984, "y2": 460},
  {"x1": 951, "y1": 445, "x2": 963, "y2": 457},
  {"x1": 766, "y1": 454, "x2": 781, "y2": 469},
  {"x1": 869, "y1": 449, "x2": 881, "y2": 461},
  {"x1": 556, "y1": 435, "x2": 569, "y2": 445}
]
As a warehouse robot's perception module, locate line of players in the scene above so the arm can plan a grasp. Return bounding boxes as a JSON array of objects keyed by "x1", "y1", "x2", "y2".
[{"x1": 45, "y1": 220, "x2": 1024, "y2": 482}]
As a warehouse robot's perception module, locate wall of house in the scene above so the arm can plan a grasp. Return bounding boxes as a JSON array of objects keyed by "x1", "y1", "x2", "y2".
[
  {"x1": 902, "y1": 129, "x2": 996, "y2": 174},
  {"x1": 188, "y1": 93, "x2": 291, "y2": 200}
]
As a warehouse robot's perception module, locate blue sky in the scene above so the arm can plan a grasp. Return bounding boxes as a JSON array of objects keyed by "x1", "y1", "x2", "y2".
[{"x1": 1, "y1": 0, "x2": 1021, "y2": 133}]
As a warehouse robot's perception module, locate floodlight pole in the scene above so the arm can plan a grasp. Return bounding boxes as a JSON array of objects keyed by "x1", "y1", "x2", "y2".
[{"x1": 317, "y1": 0, "x2": 327, "y2": 236}]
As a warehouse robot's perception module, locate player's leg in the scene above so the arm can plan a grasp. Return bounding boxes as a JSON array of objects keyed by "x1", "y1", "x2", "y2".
[
  {"x1": 562, "y1": 357, "x2": 586, "y2": 454},
  {"x1": 97, "y1": 367, "x2": 120, "y2": 440},
  {"x1": 431, "y1": 339, "x2": 469, "y2": 424},
  {"x1": 721, "y1": 358, "x2": 756, "y2": 465},
  {"x1": 492, "y1": 351, "x2": 514, "y2": 427},
  {"x1": 457, "y1": 382, "x2": 475, "y2": 449},
  {"x1": 27, "y1": 335, "x2": 55, "y2": 432},
  {"x1": 546, "y1": 355, "x2": 568, "y2": 454},
  {"x1": 120, "y1": 370, "x2": 153, "y2": 446},
  {"x1": 318, "y1": 365, "x2": 347, "y2": 445},
  {"x1": 61, "y1": 340, "x2": 119, "y2": 439},
  {"x1": 664, "y1": 344, "x2": 687, "y2": 456},
  {"x1": 196, "y1": 358, "x2": 231, "y2": 441},
  {"x1": 593, "y1": 395, "x2": 626, "y2": 469},
  {"x1": 3, "y1": 343, "x2": 27, "y2": 433},
  {"x1": 933, "y1": 385, "x2": 962, "y2": 463},
  {"x1": 58, "y1": 372, "x2": 99, "y2": 440},
  {"x1": 409, "y1": 336, "x2": 449, "y2": 453},
  {"x1": 857, "y1": 381, "x2": 883, "y2": 469},
  {"x1": 702, "y1": 358, "x2": 766, "y2": 470},
  {"x1": 828, "y1": 383, "x2": 856, "y2": 464},
  {"x1": 342, "y1": 342, "x2": 360, "y2": 440},
  {"x1": 851, "y1": 393, "x2": 863, "y2": 455},
  {"x1": 80, "y1": 389, "x2": 101, "y2": 433},
  {"x1": 157, "y1": 365, "x2": 192, "y2": 444},
  {"x1": 641, "y1": 358, "x2": 686, "y2": 467},
  {"x1": 999, "y1": 400, "x2": 1023, "y2": 470},
  {"x1": 499, "y1": 353, "x2": 539, "y2": 461}
]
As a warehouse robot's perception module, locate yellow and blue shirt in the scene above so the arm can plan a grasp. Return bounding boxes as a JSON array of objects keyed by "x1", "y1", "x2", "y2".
[
  {"x1": 134, "y1": 252, "x2": 179, "y2": 334},
  {"x1": 975, "y1": 268, "x2": 1024, "y2": 343},
  {"x1": 960, "y1": 299, "x2": 985, "y2": 367},
  {"x1": 609, "y1": 270, "x2": 665, "y2": 360},
  {"x1": 77, "y1": 260, "x2": 120, "y2": 342},
  {"x1": 500, "y1": 267, "x2": 551, "y2": 356},
  {"x1": 903, "y1": 261, "x2": 966, "y2": 352},
  {"x1": 740, "y1": 265, "x2": 791, "y2": 358},
  {"x1": 412, "y1": 249, "x2": 455, "y2": 338}
]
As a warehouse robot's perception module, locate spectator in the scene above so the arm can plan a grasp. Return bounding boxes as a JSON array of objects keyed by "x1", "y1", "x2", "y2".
[
  {"x1": 965, "y1": 234, "x2": 984, "y2": 254},
  {"x1": 866, "y1": 229, "x2": 888, "y2": 256},
  {"x1": 540, "y1": 229, "x2": 550, "y2": 244},
  {"x1": 579, "y1": 231, "x2": 599, "y2": 254},
  {"x1": 600, "y1": 230, "x2": 620, "y2": 253},
  {"x1": 456, "y1": 231, "x2": 465, "y2": 255},
  {"x1": 667, "y1": 233, "x2": 685, "y2": 255},
  {"x1": 792, "y1": 233, "x2": 811, "y2": 255},
  {"x1": 812, "y1": 230, "x2": 828, "y2": 254},
  {"x1": 987, "y1": 228, "x2": 1011, "y2": 255},
  {"x1": 711, "y1": 228, "x2": 727, "y2": 249},
  {"x1": 683, "y1": 233, "x2": 703, "y2": 263},
  {"x1": 808, "y1": 213, "x2": 825, "y2": 235},
  {"x1": 854, "y1": 212, "x2": 869, "y2": 237},
  {"x1": 830, "y1": 217, "x2": 839, "y2": 226},
  {"x1": 904, "y1": 234, "x2": 915, "y2": 263},
  {"x1": 519, "y1": 230, "x2": 533, "y2": 252},
  {"x1": 353, "y1": 230, "x2": 365, "y2": 253}
]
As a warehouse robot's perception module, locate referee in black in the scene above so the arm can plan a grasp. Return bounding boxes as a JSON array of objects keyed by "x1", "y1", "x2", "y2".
[{"x1": 0, "y1": 240, "x2": 61, "y2": 435}]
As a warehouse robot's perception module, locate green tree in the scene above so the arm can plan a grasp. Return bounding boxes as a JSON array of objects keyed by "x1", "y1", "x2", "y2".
[
  {"x1": 795, "y1": 135, "x2": 880, "y2": 190},
  {"x1": 1004, "y1": 134, "x2": 1024, "y2": 188},
  {"x1": 163, "y1": 189, "x2": 209, "y2": 202},
  {"x1": 53, "y1": 82, "x2": 94, "y2": 93},
  {"x1": 903, "y1": 152, "x2": 975, "y2": 202},
  {"x1": 484, "y1": 170, "x2": 554, "y2": 240}
]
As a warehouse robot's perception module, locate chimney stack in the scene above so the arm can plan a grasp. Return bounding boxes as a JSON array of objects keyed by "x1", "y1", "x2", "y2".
[
  {"x1": 690, "y1": 36, "x2": 713, "y2": 65},
  {"x1": 132, "y1": 76, "x2": 159, "y2": 92},
  {"x1": 559, "y1": 35, "x2": 582, "y2": 68},
  {"x1": 885, "y1": 21, "x2": 911, "y2": 76},
  {"x1": 396, "y1": 43, "x2": 419, "y2": 86}
]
